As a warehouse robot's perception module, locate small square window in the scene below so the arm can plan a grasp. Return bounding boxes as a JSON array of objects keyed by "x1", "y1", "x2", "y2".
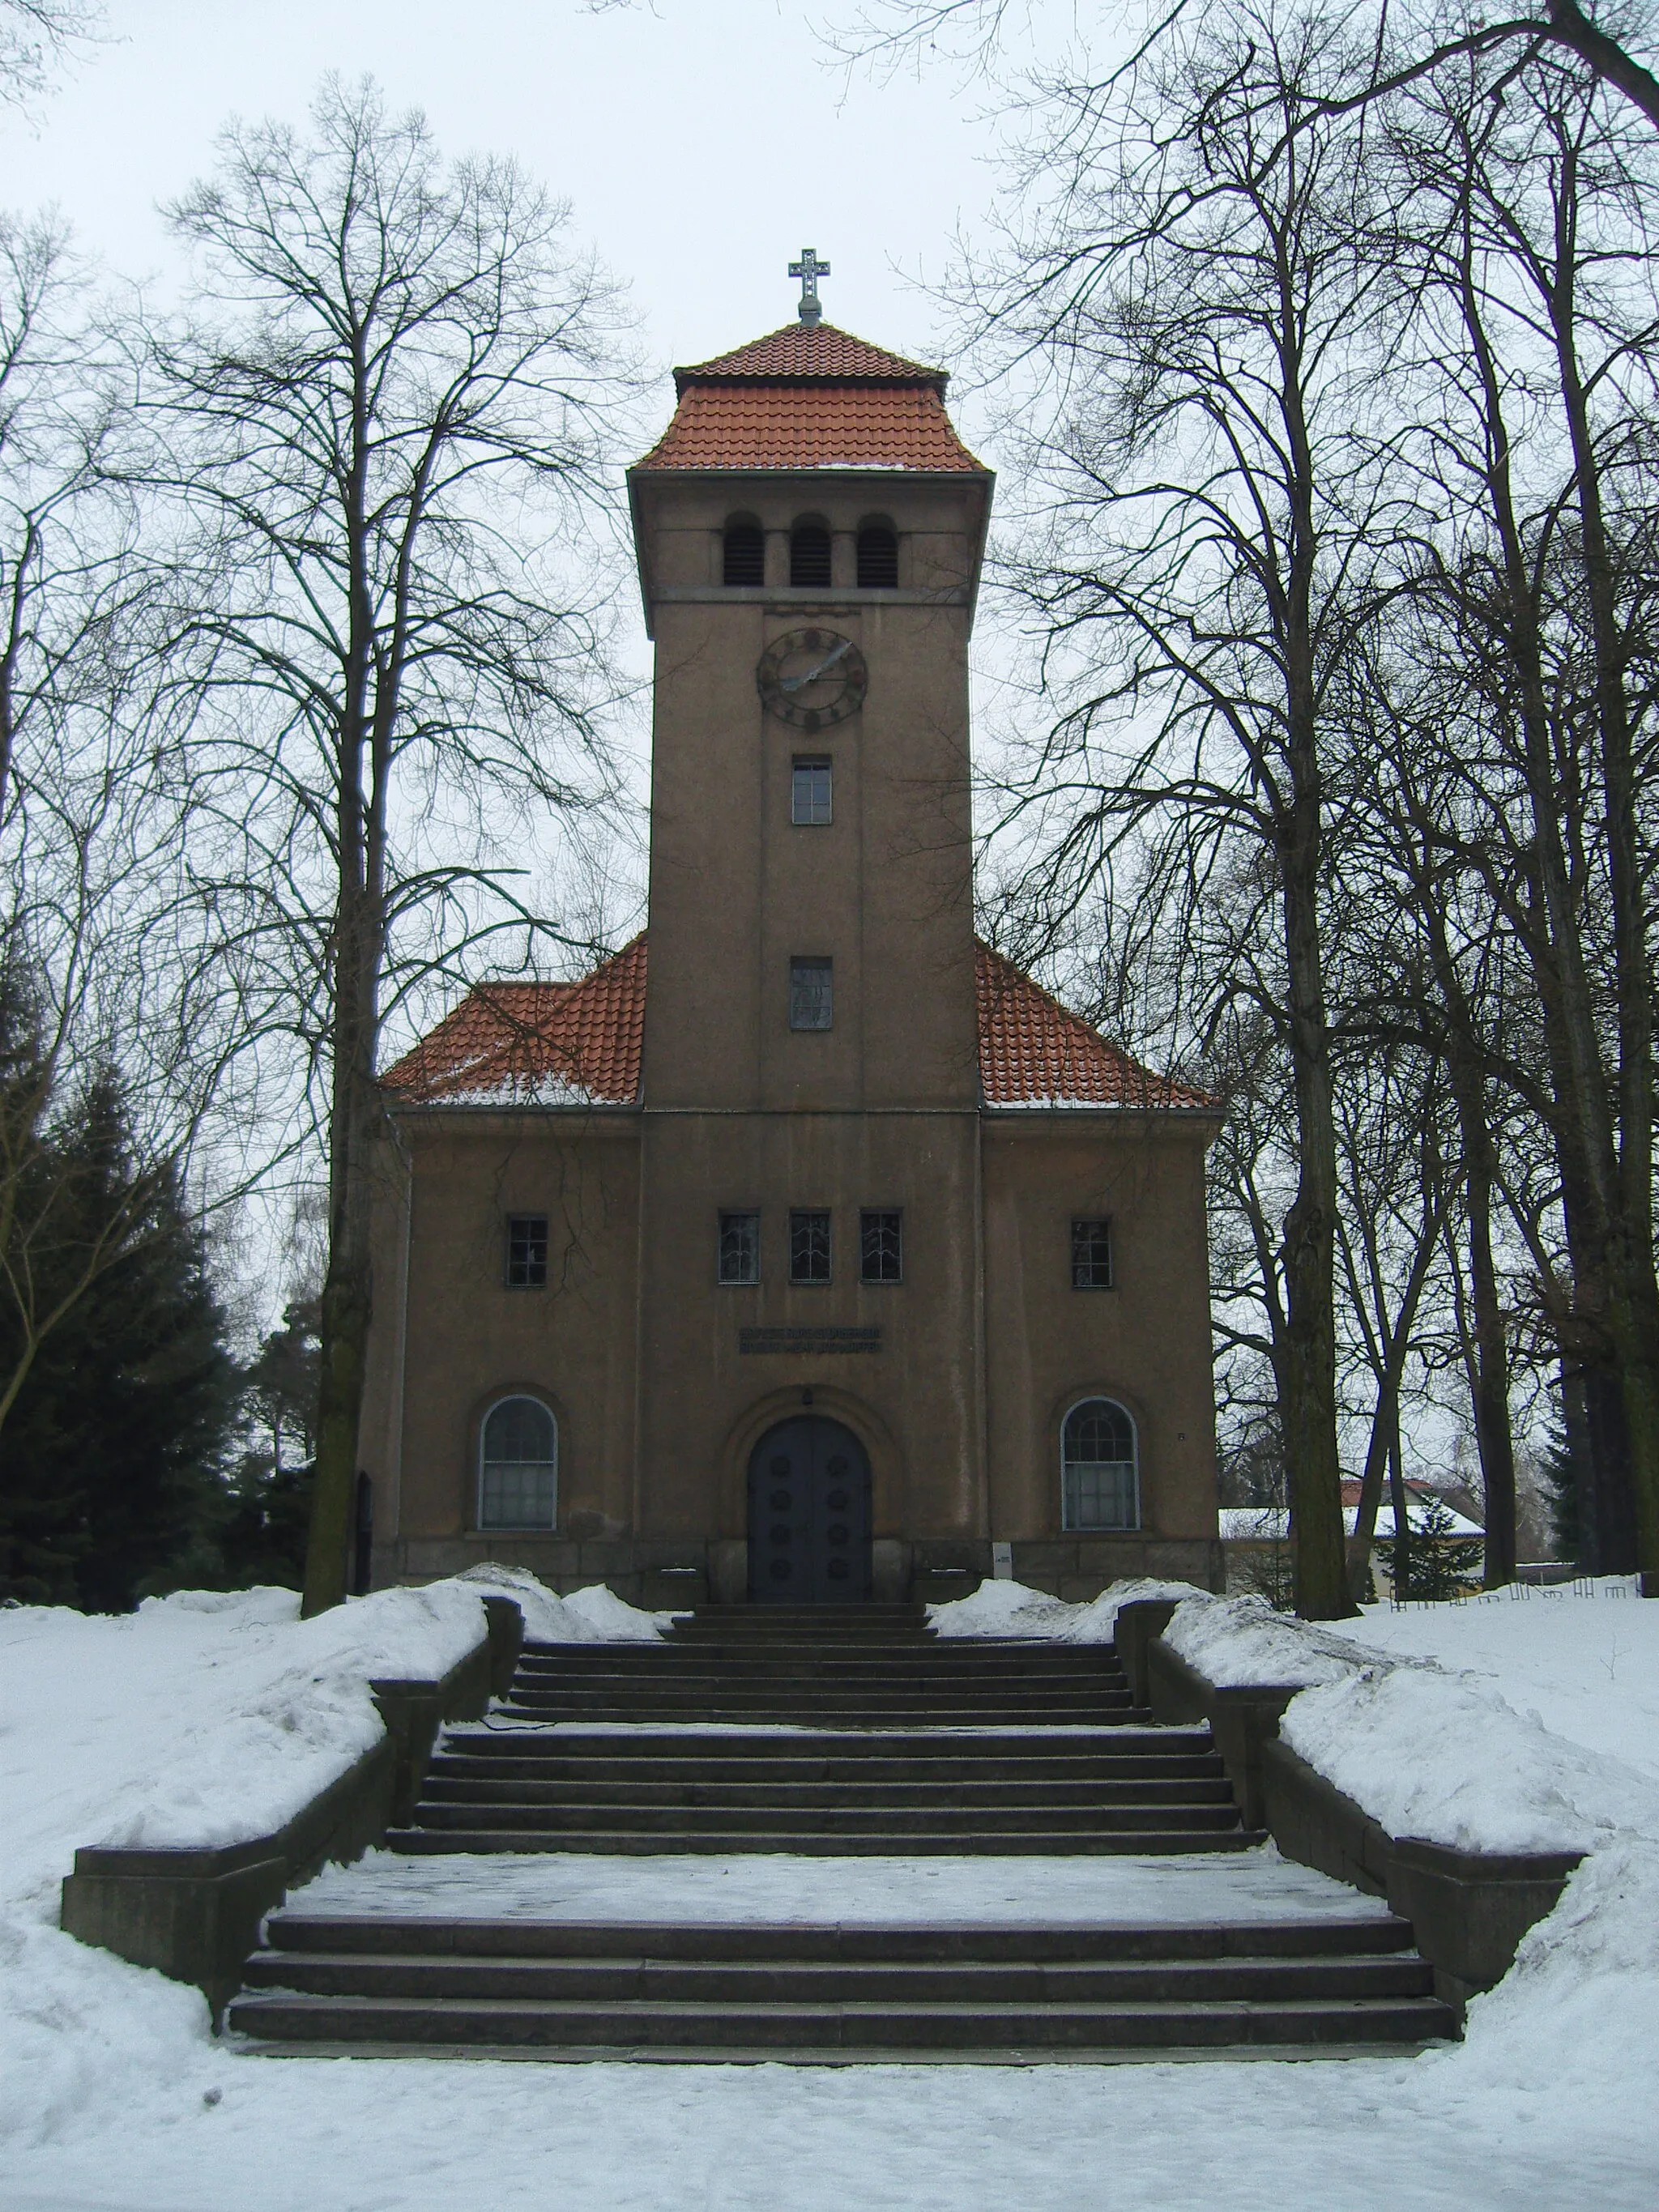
[
  {"x1": 719, "y1": 1210, "x2": 760, "y2": 1285},
  {"x1": 790, "y1": 1208, "x2": 832, "y2": 1284},
  {"x1": 506, "y1": 1214, "x2": 548, "y2": 1288},
  {"x1": 860, "y1": 1209, "x2": 903, "y2": 1284},
  {"x1": 1072, "y1": 1218, "x2": 1113, "y2": 1290},
  {"x1": 789, "y1": 957, "x2": 834, "y2": 1030},
  {"x1": 791, "y1": 757, "x2": 833, "y2": 825}
]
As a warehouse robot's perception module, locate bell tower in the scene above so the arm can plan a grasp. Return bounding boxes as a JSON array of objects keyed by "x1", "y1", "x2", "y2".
[{"x1": 626, "y1": 300, "x2": 994, "y2": 1118}]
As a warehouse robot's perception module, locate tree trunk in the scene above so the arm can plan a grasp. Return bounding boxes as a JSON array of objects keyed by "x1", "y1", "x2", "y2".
[
  {"x1": 1448, "y1": 1045, "x2": 1517, "y2": 1586},
  {"x1": 301, "y1": 898, "x2": 380, "y2": 1614},
  {"x1": 1279, "y1": 761, "x2": 1351, "y2": 1618}
]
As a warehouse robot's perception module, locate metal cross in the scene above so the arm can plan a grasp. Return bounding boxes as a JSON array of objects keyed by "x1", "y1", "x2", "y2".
[{"x1": 789, "y1": 247, "x2": 830, "y2": 327}]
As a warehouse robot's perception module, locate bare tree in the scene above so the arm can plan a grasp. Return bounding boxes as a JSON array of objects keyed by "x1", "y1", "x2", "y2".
[
  {"x1": 1371, "y1": 52, "x2": 1659, "y2": 1581},
  {"x1": 830, "y1": 0, "x2": 1659, "y2": 139},
  {"x1": 147, "y1": 79, "x2": 638, "y2": 1615},
  {"x1": 965, "y1": 9, "x2": 1397, "y2": 1615},
  {"x1": 0, "y1": 0, "x2": 100, "y2": 109}
]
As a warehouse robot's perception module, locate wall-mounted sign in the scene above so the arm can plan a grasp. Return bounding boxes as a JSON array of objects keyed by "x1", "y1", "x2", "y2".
[{"x1": 740, "y1": 1326, "x2": 881, "y2": 1355}]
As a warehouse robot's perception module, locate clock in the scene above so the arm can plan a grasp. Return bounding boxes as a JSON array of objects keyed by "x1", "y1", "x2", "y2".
[{"x1": 757, "y1": 628, "x2": 868, "y2": 731}]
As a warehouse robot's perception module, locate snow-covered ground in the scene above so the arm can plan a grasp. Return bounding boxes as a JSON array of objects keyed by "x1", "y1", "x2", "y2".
[
  {"x1": 1333, "y1": 1582, "x2": 1659, "y2": 1779},
  {"x1": 3, "y1": 1575, "x2": 1657, "y2": 2210}
]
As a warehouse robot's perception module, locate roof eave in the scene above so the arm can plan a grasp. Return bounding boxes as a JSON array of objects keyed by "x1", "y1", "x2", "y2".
[{"x1": 387, "y1": 1097, "x2": 642, "y2": 1119}]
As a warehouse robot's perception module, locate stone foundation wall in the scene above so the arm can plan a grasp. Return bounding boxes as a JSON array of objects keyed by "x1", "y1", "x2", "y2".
[{"x1": 376, "y1": 1534, "x2": 1224, "y2": 1608}]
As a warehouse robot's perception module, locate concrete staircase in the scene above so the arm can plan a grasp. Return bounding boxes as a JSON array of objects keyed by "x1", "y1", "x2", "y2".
[
  {"x1": 227, "y1": 1604, "x2": 1457, "y2": 2057},
  {"x1": 231, "y1": 1912, "x2": 1449, "y2": 2058}
]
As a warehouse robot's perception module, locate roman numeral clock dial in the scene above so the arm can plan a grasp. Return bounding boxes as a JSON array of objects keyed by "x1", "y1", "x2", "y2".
[{"x1": 757, "y1": 628, "x2": 868, "y2": 731}]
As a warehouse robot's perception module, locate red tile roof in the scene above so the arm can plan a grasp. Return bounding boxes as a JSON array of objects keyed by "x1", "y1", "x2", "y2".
[
  {"x1": 674, "y1": 325, "x2": 949, "y2": 391},
  {"x1": 975, "y1": 944, "x2": 1213, "y2": 1110},
  {"x1": 637, "y1": 382, "x2": 982, "y2": 475},
  {"x1": 635, "y1": 321, "x2": 983, "y2": 476},
  {"x1": 384, "y1": 933, "x2": 1210, "y2": 1115},
  {"x1": 382, "y1": 935, "x2": 646, "y2": 1106}
]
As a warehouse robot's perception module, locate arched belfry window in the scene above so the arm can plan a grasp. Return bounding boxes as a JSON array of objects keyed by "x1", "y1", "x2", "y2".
[
  {"x1": 479, "y1": 1395, "x2": 557, "y2": 1530},
  {"x1": 790, "y1": 518, "x2": 832, "y2": 589},
  {"x1": 723, "y1": 517, "x2": 764, "y2": 586},
  {"x1": 1061, "y1": 1399, "x2": 1140, "y2": 1531},
  {"x1": 857, "y1": 522, "x2": 898, "y2": 589}
]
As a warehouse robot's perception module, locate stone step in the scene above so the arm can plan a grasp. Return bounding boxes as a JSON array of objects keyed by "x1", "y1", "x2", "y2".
[
  {"x1": 438, "y1": 1728, "x2": 1210, "y2": 1761},
  {"x1": 501, "y1": 1701, "x2": 1141, "y2": 1719},
  {"x1": 381, "y1": 1826, "x2": 1267, "y2": 1856},
  {"x1": 264, "y1": 1913, "x2": 1421, "y2": 1962},
  {"x1": 511, "y1": 1661, "x2": 1135, "y2": 1682},
  {"x1": 493, "y1": 1719, "x2": 1149, "y2": 1737},
  {"x1": 228, "y1": 1988, "x2": 1455, "y2": 2051},
  {"x1": 417, "y1": 1775, "x2": 1238, "y2": 1809},
  {"x1": 407, "y1": 1800, "x2": 1245, "y2": 1835},
  {"x1": 240, "y1": 1950, "x2": 1436, "y2": 2006},
  {"x1": 429, "y1": 1753, "x2": 1226, "y2": 1785}
]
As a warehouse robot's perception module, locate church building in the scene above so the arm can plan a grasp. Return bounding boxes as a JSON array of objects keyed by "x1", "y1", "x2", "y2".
[{"x1": 360, "y1": 262, "x2": 1223, "y2": 1607}]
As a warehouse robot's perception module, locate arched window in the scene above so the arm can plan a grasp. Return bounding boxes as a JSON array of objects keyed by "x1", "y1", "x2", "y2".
[
  {"x1": 1062, "y1": 1398, "x2": 1140, "y2": 1531},
  {"x1": 790, "y1": 518, "x2": 832, "y2": 589},
  {"x1": 723, "y1": 516, "x2": 764, "y2": 587},
  {"x1": 856, "y1": 522, "x2": 898, "y2": 589},
  {"x1": 479, "y1": 1396, "x2": 557, "y2": 1530}
]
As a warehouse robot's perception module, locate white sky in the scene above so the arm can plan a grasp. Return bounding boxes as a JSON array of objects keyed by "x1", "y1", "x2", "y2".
[{"x1": 0, "y1": 1, "x2": 1008, "y2": 429}]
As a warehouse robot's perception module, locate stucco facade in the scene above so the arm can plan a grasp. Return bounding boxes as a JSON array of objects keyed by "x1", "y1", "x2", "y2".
[{"x1": 360, "y1": 319, "x2": 1223, "y2": 1605}]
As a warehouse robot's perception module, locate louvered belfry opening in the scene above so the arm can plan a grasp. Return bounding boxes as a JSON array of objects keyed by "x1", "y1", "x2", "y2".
[
  {"x1": 790, "y1": 519, "x2": 832, "y2": 588},
  {"x1": 723, "y1": 517, "x2": 765, "y2": 586},
  {"x1": 857, "y1": 522, "x2": 898, "y2": 589}
]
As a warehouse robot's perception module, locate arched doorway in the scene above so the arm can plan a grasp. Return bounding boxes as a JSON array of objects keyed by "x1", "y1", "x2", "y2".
[{"x1": 747, "y1": 1416, "x2": 872, "y2": 1603}]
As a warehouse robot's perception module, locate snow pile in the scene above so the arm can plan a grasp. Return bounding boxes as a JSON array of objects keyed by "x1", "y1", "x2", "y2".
[
  {"x1": 559, "y1": 1579, "x2": 686, "y2": 1640},
  {"x1": 1158, "y1": 1586, "x2": 1659, "y2": 1857},
  {"x1": 2, "y1": 1581, "x2": 495, "y2": 1865},
  {"x1": 1448, "y1": 1839, "x2": 1659, "y2": 2105},
  {"x1": 927, "y1": 1575, "x2": 1209, "y2": 1641},
  {"x1": 1162, "y1": 1591, "x2": 1373, "y2": 1690},
  {"x1": 1281, "y1": 1663, "x2": 1659, "y2": 1856},
  {"x1": 450, "y1": 1564, "x2": 680, "y2": 1642}
]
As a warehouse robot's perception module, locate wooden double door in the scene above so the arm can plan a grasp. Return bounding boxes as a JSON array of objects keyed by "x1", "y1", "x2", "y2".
[{"x1": 746, "y1": 1416, "x2": 872, "y2": 1603}]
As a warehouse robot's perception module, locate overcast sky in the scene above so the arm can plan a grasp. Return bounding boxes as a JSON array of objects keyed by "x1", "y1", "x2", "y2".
[{"x1": 0, "y1": 1, "x2": 1009, "y2": 422}]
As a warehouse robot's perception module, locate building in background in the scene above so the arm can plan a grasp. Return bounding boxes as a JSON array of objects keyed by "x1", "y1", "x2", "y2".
[{"x1": 359, "y1": 288, "x2": 1222, "y2": 1606}]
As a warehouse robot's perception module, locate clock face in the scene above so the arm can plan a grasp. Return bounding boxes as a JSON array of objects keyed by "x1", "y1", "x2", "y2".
[{"x1": 757, "y1": 628, "x2": 868, "y2": 731}]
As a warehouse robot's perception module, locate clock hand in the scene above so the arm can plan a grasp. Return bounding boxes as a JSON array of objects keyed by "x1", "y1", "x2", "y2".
[{"x1": 780, "y1": 637, "x2": 853, "y2": 693}]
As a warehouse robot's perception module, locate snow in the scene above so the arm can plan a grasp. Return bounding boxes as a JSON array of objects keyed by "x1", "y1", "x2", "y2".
[
  {"x1": 1219, "y1": 1502, "x2": 1484, "y2": 1541},
  {"x1": 1328, "y1": 1580, "x2": 1659, "y2": 1779},
  {"x1": 1280, "y1": 1662, "x2": 1659, "y2": 1856},
  {"x1": 1162, "y1": 1591, "x2": 1369, "y2": 1689},
  {"x1": 295, "y1": 1843, "x2": 1392, "y2": 1926},
  {"x1": 4, "y1": 1578, "x2": 1659, "y2": 2206},
  {"x1": 927, "y1": 1576, "x2": 1209, "y2": 1641},
  {"x1": 552, "y1": 1578, "x2": 687, "y2": 1641}
]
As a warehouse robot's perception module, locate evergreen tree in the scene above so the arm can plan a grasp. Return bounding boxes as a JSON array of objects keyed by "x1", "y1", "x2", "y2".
[
  {"x1": 211, "y1": 1298, "x2": 321, "y2": 1590},
  {"x1": 0, "y1": 1071, "x2": 239, "y2": 1608},
  {"x1": 1391, "y1": 1494, "x2": 1486, "y2": 1602},
  {"x1": 1540, "y1": 1415, "x2": 1580, "y2": 1565}
]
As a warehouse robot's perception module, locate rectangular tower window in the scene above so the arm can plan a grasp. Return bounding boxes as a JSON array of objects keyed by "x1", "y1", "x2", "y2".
[
  {"x1": 860, "y1": 1209, "x2": 903, "y2": 1284},
  {"x1": 506, "y1": 1214, "x2": 548, "y2": 1288},
  {"x1": 791, "y1": 757, "x2": 833, "y2": 825},
  {"x1": 789, "y1": 956, "x2": 834, "y2": 1030},
  {"x1": 790, "y1": 1209, "x2": 832, "y2": 1284},
  {"x1": 718, "y1": 1210, "x2": 761, "y2": 1285},
  {"x1": 1071, "y1": 1218, "x2": 1114, "y2": 1289}
]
